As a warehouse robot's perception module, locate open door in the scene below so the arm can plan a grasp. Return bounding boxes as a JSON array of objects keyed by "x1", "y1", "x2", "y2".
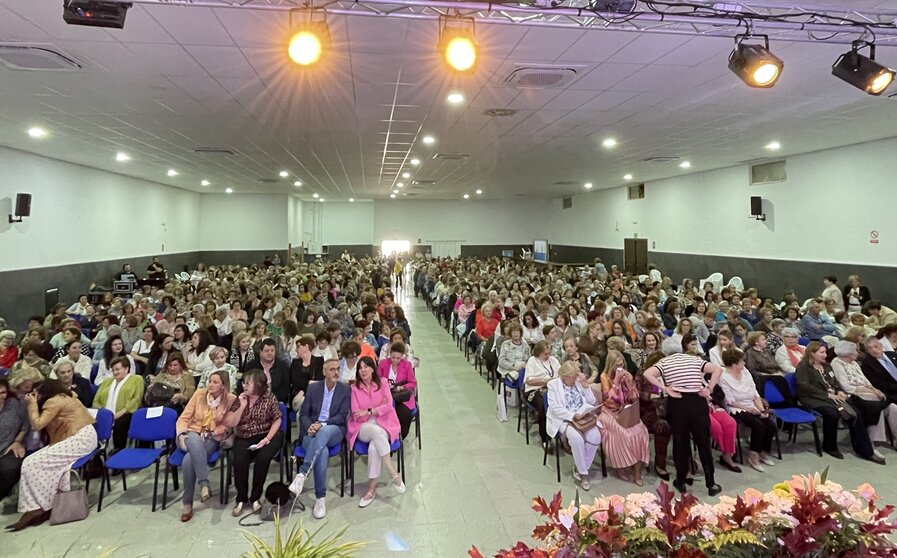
[{"x1": 624, "y1": 238, "x2": 648, "y2": 275}]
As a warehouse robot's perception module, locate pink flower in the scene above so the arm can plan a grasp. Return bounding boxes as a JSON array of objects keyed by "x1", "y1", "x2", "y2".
[
  {"x1": 594, "y1": 510, "x2": 609, "y2": 523},
  {"x1": 857, "y1": 483, "x2": 878, "y2": 501},
  {"x1": 607, "y1": 494, "x2": 625, "y2": 514},
  {"x1": 559, "y1": 509, "x2": 576, "y2": 530},
  {"x1": 743, "y1": 488, "x2": 763, "y2": 505}
]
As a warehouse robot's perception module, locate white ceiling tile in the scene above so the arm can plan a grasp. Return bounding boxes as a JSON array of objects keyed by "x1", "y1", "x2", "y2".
[
  {"x1": 569, "y1": 62, "x2": 644, "y2": 90},
  {"x1": 185, "y1": 46, "x2": 256, "y2": 78},
  {"x1": 508, "y1": 28, "x2": 586, "y2": 62},
  {"x1": 606, "y1": 33, "x2": 692, "y2": 64},
  {"x1": 146, "y1": 6, "x2": 234, "y2": 46}
]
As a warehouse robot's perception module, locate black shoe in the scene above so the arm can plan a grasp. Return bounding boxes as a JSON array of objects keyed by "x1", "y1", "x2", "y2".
[
  {"x1": 684, "y1": 477, "x2": 694, "y2": 486},
  {"x1": 654, "y1": 466, "x2": 670, "y2": 481},
  {"x1": 673, "y1": 480, "x2": 687, "y2": 493},
  {"x1": 869, "y1": 455, "x2": 887, "y2": 465},
  {"x1": 825, "y1": 450, "x2": 845, "y2": 460},
  {"x1": 708, "y1": 484, "x2": 723, "y2": 497},
  {"x1": 718, "y1": 456, "x2": 742, "y2": 473}
]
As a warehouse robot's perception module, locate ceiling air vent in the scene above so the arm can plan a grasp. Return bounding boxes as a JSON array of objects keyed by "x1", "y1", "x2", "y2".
[
  {"x1": 562, "y1": 196, "x2": 573, "y2": 209},
  {"x1": 483, "y1": 108, "x2": 518, "y2": 117},
  {"x1": 411, "y1": 179, "x2": 436, "y2": 185},
  {"x1": 257, "y1": 178, "x2": 280, "y2": 184},
  {"x1": 553, "y1": 181, "x2": 578, "y2": 186},
  {"x1": 642, "y1": 156, "x2": 681, "y2": 164},
  {"x1": 628, "y1": 183, "x2": 645, "y2": 200},
  {"x1": 195, "y1": 147, "x2": 237, "y2": 156},
  {"x1": 751, "y1": 160, "x2": 786, "y2": 185},
  {"x1": 0, "y1": 44, "x2": 82, "y2": 71},
  {"x1": 502, "y1": 64, "x2": 583, "y2": 89},
  {"x1": 432, "y1": 153, "x2": 469, "y2": 161}
]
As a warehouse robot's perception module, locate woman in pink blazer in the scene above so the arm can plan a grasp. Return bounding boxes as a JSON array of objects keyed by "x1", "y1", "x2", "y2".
[
  {"x1": 377, "y1": 341, "x2": 417, "y2": 439},
  {"x1": 348, "y1": 356, "x2": 404, "y2": 508}
]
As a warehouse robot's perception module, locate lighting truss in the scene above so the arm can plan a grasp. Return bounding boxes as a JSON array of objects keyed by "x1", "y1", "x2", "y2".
[{"x1": 123, "y1": 1, "x2": 897, "y2": 44}]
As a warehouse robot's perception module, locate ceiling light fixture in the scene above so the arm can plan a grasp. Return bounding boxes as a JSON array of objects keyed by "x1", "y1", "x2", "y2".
[
  {"x1": 438, "y1": 16, "x2": 478, "y2": 73},
  {"x1": 447, "y1": 92, "x2": 465, "y2": 104},
  {"x1": 402, "y1": 172, "x2": 410, "y2": 179},
  {"x1": 393, "y1": 189, "x2": 399, "y2": 194},
  {"x1": 293, "y1": 180, "x2": 303, "y2": 187},
  {"x1": 279, "y1": 170, "x2": 289, "y2": 178},
  {"x1": 287, "y1": 8, "x2": 331, "y2": 67},
  {"x1": 623, "y1": 174, "x2": 633, "y2": 180},
  {"x1": 410, "y1": 158, "x2": 420, "y2": 166},
  {"x1": 389, "y1": 193, "x2": 396, "y2": 199},
  {"x1": 348, "y1": 197, "x2": 354, "y2": 202},
  {"x1": 679, "y1": 161, "x2": 692, "y2": 169},
  {"x1": 728, "y1": 34, "x2": 783, "y2": 88},
  {"x1": 201, "y1": 180, "x2": 210, "y2": 186},
  {"x1": 422, "y1": 135, "x2": 436, "y2": 145},
  {"x1": 225, "y1": 188, "x2": 234, "y2": 194},
  {"x1": 463, "y1": 193, "x2": 470, "y2": 199},
  {"x1": 312, "y1": 193, "x2": 319, "y2": 198},
  {"x1": 27, "y1": 127, "x2": 46, "y2": 138},
  {"x1": 475, "y1": 189, "x2": 483, "y2": 195},
  {"x1": 396, "y1": 182, "x2": 404, "y2": 188},
  {"x1": 584, "y1": 182, "x2": 594, "y2": 190},
  {"x1": 167, "y1": 169, "x2": 178, "y2": 177},
  {"x1": 602, "y1": 138, "x2": 617, "y2": 149},
  {"x1": 832, "y1": 40, "x2": 896, "y2": 96},
  {"x1": 765, "y1": 141, "x2": 781, "y2": 151},
  {"x1": 115, "y1": 152, "x2": 130, "y2": 162}
]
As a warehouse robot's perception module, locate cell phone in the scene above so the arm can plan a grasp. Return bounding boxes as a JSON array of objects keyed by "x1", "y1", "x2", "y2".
[{"x1": 248, "y1": 444, "x2": 259, "y2": 451}]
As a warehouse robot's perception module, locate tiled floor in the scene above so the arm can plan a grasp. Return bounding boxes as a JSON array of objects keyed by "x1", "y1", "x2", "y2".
[{"x1": 4, "y1": 288, "x2": 897, "y2": 557}]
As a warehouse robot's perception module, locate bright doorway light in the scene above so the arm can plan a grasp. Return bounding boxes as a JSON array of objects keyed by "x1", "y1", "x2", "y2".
[{"x1": 381, "y1": 240, "x2": 411, "y2": 256}]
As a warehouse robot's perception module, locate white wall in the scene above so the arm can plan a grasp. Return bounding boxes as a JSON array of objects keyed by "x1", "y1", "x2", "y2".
[
  {"x1": 0, "y1": 146, "x2": 200, "y2": 272},
  {"x1": 550, "y1": 136, "x2": 897, "y2": 267},
  {"x1": 287, "y1": 196, "x2": 303, "y2": 248},
  {"x1": 199, "y1": 194, "x2": 288, "y2": 251}
]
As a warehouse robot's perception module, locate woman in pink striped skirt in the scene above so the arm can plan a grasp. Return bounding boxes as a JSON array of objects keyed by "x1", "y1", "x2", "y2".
[{"x1": 598, "y1": 350, "x2": 650, "y2": 486}]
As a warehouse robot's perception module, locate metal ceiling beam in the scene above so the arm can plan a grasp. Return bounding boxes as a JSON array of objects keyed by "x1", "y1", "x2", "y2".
[{"x1": 125, "y1": 0, "x2": 897, "y2": 44}]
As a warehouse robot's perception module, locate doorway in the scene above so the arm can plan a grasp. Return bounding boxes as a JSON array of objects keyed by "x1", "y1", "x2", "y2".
[
  {"x1": 624, "y1": 238, "x2": 648, "y2": 275},
  {"x1": 381, "y1": 240, "x2": 410, "y2": 256}
]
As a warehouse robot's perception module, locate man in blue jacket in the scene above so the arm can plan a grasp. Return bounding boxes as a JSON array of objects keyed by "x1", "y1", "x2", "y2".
[{"x1": 288, "y1": 358, "x2": 350, "y2": 519}]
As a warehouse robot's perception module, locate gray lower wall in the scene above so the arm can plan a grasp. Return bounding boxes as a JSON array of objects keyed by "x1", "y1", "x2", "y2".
[
  {"x1": 550, "y1": 244, "x2": 897, "y2": 307},
  {"x1": 461, "y1": 244, "x2": 531, "y2": 259}
]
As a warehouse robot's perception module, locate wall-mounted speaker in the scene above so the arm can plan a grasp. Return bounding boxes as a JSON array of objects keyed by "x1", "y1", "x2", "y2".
[
  {"x1": 749, "y1": 195, "x2": 766, "y2": 221},
  {"x1": 9, "y1": 193, "x2": 31, "y2": 223}
]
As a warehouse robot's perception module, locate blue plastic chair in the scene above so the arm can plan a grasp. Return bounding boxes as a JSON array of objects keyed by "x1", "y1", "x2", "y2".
[
  {"x1": 72, "y1": 408, "x2": 114, "y2": 498},
  {"x1": 161, "y1": 446, "x2": 225, "y2": 509},
  {"x1": 541, "y1": 394, "x2": 607, "y2": 482},
  {"x1": 349, "y1": 438, "x2": 404, "y2": 497},
  {"x1": 90, "y1": 362, "x2": 99, "y2": 384},
  {"x1": 798, "y1": 337, "x2": 811, "y2": 347},
  {"x1": 293, "y1": 439, "x2": 347, "y2": 497},
  {"x1": 764, "y1": 380, "x2": 821, "y2": 456},
  {"x1": 222, "y1": 402, "x2": 289, "y2": 503},
  {"x1": 99, "y1": 407, "x2": 178, "y2": 512},
  {"x1": 502, "y1": 368, "x2": 525, "y2": 437}
]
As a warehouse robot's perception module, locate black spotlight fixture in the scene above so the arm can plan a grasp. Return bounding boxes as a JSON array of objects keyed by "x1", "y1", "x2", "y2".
[
  {"x1": 832, "y1": 40, "x2": 895, "y2": 96},
  {"x1": 63, "y1": 1, "x2": 132, "y2": 29},
  {"x1": 728, "y1": 34, "x2": 784, "y2": 88}
]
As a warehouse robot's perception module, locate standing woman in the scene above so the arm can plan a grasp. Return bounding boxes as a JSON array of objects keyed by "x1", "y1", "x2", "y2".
[
  {"x1": 843, "y1": 275, "x2": 871, "y2": 314},
  {"x1": 7, "y1": 380, "x2": 97, "y2": 531},
  {"x1": 642, "y1": 353, "x2": 724, "y2": 496},
  {"x1": 0, "y1": 377, "x2": 28, "y2": 503},
  {"x1": 347, "y1": 356, "x2": 404, "y2": 508},
  {"x1": 175, "y1": 370, "x2": 237, "y2": 522},
  {"x1": 598, "y1": 350, "x2": 650, "y2": 486},
  {"x1": 376, "y1": 342, "x2": 417, "y2": 440},
  {"x1": 229, "y1": 370, "x2": 283, "y2": 516},
  {"x1": 93, "y1": 356, "x2": 144, "y2": 450}
]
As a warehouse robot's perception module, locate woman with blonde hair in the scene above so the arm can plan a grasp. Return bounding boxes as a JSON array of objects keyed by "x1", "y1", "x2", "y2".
[
  {"x1": 598, "y1": 350, "x2": 650, "y2": 485},
  {"x1": 547, "y1": 361, "x2": 602, "y2": 490}
]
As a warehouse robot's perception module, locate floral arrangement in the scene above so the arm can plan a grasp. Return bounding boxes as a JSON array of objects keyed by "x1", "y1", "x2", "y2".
[{"x1": 469, "y1": 469, "x2": 897, "y2": 558}]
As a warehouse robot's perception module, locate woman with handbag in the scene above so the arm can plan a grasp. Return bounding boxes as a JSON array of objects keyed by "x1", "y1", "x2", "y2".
[
  {"x1": 146, "y1": 351, "x2": 195, "y2": 414},
  {"x1": 634, "y1": 351, "x2": 672, "y2": 480},
  {"x1": 718, "y1": 348, "x2": 778, "y2": 472},
  {"x1": 795, "y1": 341, "x2": 883, "y2": 464},
  {"x1": 376, "y1": 342, "x2": 417, "y2": 440},
  {"x1": 831, "y1": 340, "x2": 893, "y2": 458},
  {"x1": 598, "y1": 350, "x2": 650, "y2": 486},
  {"x1": 524, "y1": 341, "x2": 560, "y2": 452},
  {"x1": 546, "y1": 361, "x2": 602, "y2": 491},
  {"x1": 7, "y1": 380, "x2": 96, "y2": 531},
  {"x1": 174, "y1": 370, "x2": 238, "y2": 522},
  {"x1": 93, "y1": 356, "x2": 144, "y2": 451}
]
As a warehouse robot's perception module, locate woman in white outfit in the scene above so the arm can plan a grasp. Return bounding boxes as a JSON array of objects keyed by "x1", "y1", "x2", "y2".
[{"x1": 546, "y1": 361, "x2": 602, "y2": 491}]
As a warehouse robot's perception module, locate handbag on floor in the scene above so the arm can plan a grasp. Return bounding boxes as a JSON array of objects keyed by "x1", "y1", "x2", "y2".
[{"x1": 50, "y1": 471, "x2": 89, "y2": 525}]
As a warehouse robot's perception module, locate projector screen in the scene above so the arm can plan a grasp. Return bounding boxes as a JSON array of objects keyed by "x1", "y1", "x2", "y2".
[{"x1": 533, "y1": 239, "x2": 548, "y2": 263}]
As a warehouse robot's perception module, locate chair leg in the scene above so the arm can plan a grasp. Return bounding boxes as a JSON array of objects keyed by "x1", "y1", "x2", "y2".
[
  {"x1": 339, "y1": 447, "x2": 345, "y2": 498},
  {"x1": 775, "y1": 428, "x2": 783, "y2": 460},
  {"x1": 600, "y1": 446, "x2": 608, "y2": 478},
  {"x1": 400, "y1": 445, "x2": 405, "y2": 484},
  {"x1": 98, "y1": 469, "x2": 108, "y2": 512},
  {"x1": 524, "y1": 405, "x2": 530, "y2": 446},
  {"x1": 219, "y1": 458, "x2": 226, "y2": 505},
  {"x1": 349, "y1": 450, "x2": 355, "y2": 498},
  {"x1": 811, "y1": 422, "x2": 822, "y2": 456},
  {"x1": 121, "y1": 470, "x2": 128, "y2": 491},
  {"x1": 162, "y1": 465, "x2": 170, "y2": 510},
  {"x1": 554, "y1": 438, "x2": 561, "y2": 483},
  {"x1": 151, "y1": 460, "x2": 161, "y2": 512},
  {"x1": 415, "y1": 412, "x2": 422, "y2": 450},
  {"x1": 172, "y1": 465, "x2": 179, "y2": 491}
]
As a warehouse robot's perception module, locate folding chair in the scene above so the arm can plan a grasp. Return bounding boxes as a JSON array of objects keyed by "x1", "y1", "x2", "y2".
[
  {"x1": 72, "y1": 408, "x2": 114, "y2": 498},
  {"x1": 293, "y1": 440, "x2": 347, "y2": 498},
  {"x1": 541, "y1": 394, "x2": 606, "y2": 482},
  {"x1": 349, "y1": 438, "x2": 404, "y2": 497},
  {"x1": 764, "y1": 380, "x2": 821, "y2": 456}
]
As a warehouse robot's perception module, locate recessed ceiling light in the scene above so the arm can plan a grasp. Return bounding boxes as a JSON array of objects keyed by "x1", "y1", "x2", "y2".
[
  {"x1": 392, "y1": 189, "x2": 399, "y2": 194},
  {"x1": 422, "y1": 135, "x2": 436, "y2": 145},
  {"x1": 279, "y1": 170, "x2": 289, "y2": 178},
  {"x1": 293, "y1": 181, "x2": 303, "y2": 187},
  {"x1": 348, "y1": 197, "x2": 354, "y2": 202},
  {"x1": 623, "y1": 174, "x2": 633, "y2": 180},
  {"x1": 765, "y1": 141, "x2": 781, "y2": 150},
  {"x1": 679, "y1": 161, "x2": 692, "y2": 169},
  {"x1": 27, "y1": 127, "x2": 46, "y2": 138},
  {"x1": 584, "y1": 182, "x2": 594, "y2": 190},
  {"x1": 201, "y1": 180, "x2": 210, "y2": 186},
  {"x1": 447, "y1": 92, "x2": 465, "y2": 104},
  {"x1": 319, "y1": 199, "x2": 324, "y2": 202},
  {"x1": 402, "y1": 172, "x2": 410, "y2": 179},
  {"x1": 167, "y1": 169, "x2": 179, "y2": 177},
  {"x1": 602, "y1": 138, "x2": 617, "y2": 148},
  {"x1": 475, "y1": 189, "x2": 483, "y2": 195},
  {"x1": 312, "y1": 193, "x2": 319, "y2": 198},
  {"x1": 463, "y1": 193, "x2": 470, "y2": 199},
  {"x1": 225, "y1": 188, "x2": 234, "y2": 194},
  {"x1": 410, "y1": 158, "x2": 420, "y2": 166},
  {"x1": 396, "y1": 182, "x2": 404, "y2": 188},
  {"x1": 389, "y1": 193, "x2": 396, "y2": 199},
  {"x1": 115, "y1": 152, "x2": 130, "y2": 162}
]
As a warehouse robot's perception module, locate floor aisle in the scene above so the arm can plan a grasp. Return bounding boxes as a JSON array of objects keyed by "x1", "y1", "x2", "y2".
[{"x1": 5, "y1": 288, "x2": 897, "y2": 557}]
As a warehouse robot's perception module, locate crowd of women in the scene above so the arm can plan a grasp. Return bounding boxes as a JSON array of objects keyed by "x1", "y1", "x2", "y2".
[
  {"x1": 0, "y1": 256, "x2": 419, "y2": 530},
  {"x1": 415, "y1": 256, "x2": 897, "y2": 492}
]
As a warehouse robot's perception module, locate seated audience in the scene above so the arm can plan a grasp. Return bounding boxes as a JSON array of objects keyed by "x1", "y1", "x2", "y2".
[
  {"x1": 598, "y1": 350, "x2": 650, "y2": 486},
  {"x1": 229, "y1": 331, "x2": 255, "y2": 379},
  {"x1": 94, "y1": 335, "x2": 135, "y2": 386},
  {"x1": 0, "y1": 377, "x2": 27, "y2": 503},
  {"x1": 498, "y1": 322, "x2": 531, "y2": 381},
  {"x1": 54, "y1": 341, "x2": 92, "y2": 379},
  {"x1": 830, "y1": 340, "x2": 894, "y2": 454},
  {"x1": 247, "y1": 338, "x2": 291, "y2": 404},
  {"x1": 347, "y1": 356, "x2": 404, "y2": 508},
  {"x1": 377, "y1": 342, "x2": 417, "y2": 440},
  {"x1": 800, "y1": 300, "x2": 837, "y2": 341},
  {"x1": 287, "y1": 359, "x2": 350, "y2": 519},
  {"x1": 146, "y1": 333, "x2": 175, "y2": 377},
  {"x1": 863, "y1": 300, "x2": 897, "y2": 331},
  {"x1": 93, "y1": 356, "x2": 144, "y2": 450},
  {"x1": 774, "y1": 328, "x2": 805, "y2": 374},
  {"x1": 860, "y1": 336, "x2": 897, "y2": 402},
  {"x1": 54, "y1": 360, "x2": 93, "y2": 408},
  {"x1": 196, "y1": 347, "x2": 237, "y2": 392},
  {"x1": 147, "y1": 352, "x2": 195, "y2": 413},
  {"x1": 0, "y1": 330, "x2": 19, "y2": 369},
  {"x1": 718, "y1": 348, "x2": 777, "y2": 472},
  {"x1": 524, "y1": 341, "x2": 560, "y2": 452},
  {"x1": 743, "y1": 331, "x2": 793, "y2": 406},
  {"x1": 877, "y1": 324, "x2": 897, "y2": 353},
  {"x1": 546, "y1": 361, "x2": 602, "y2": 490}
]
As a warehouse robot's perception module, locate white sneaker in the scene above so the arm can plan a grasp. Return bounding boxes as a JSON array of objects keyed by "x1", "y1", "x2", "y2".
[
  {"x1": 251, "y1": 500, "x2": 262, "y2": 513},
  {"x1": 313, "y1": 498, "x2": 326, "y2": 519},
  {"x1": 392, "y1": 474, "x2": 406, "y2": 494},
  {"x1": 289, "y1": 472, "x2": 306, "y2": 496}
]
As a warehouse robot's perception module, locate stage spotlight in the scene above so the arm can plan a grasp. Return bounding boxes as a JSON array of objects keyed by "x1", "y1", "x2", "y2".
[
  {"x1": 728, "y1": 35, "x2": 783, "y2": 88},
  {"x1": 832, "y1": 41, "x2": 895, "y2": 96},
  {"x1": 438, "y1": 17, "x2": 478, "y2": 73},
  {"x1": 287, "y1": 8, "x2": 331, "y2": 67}
]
